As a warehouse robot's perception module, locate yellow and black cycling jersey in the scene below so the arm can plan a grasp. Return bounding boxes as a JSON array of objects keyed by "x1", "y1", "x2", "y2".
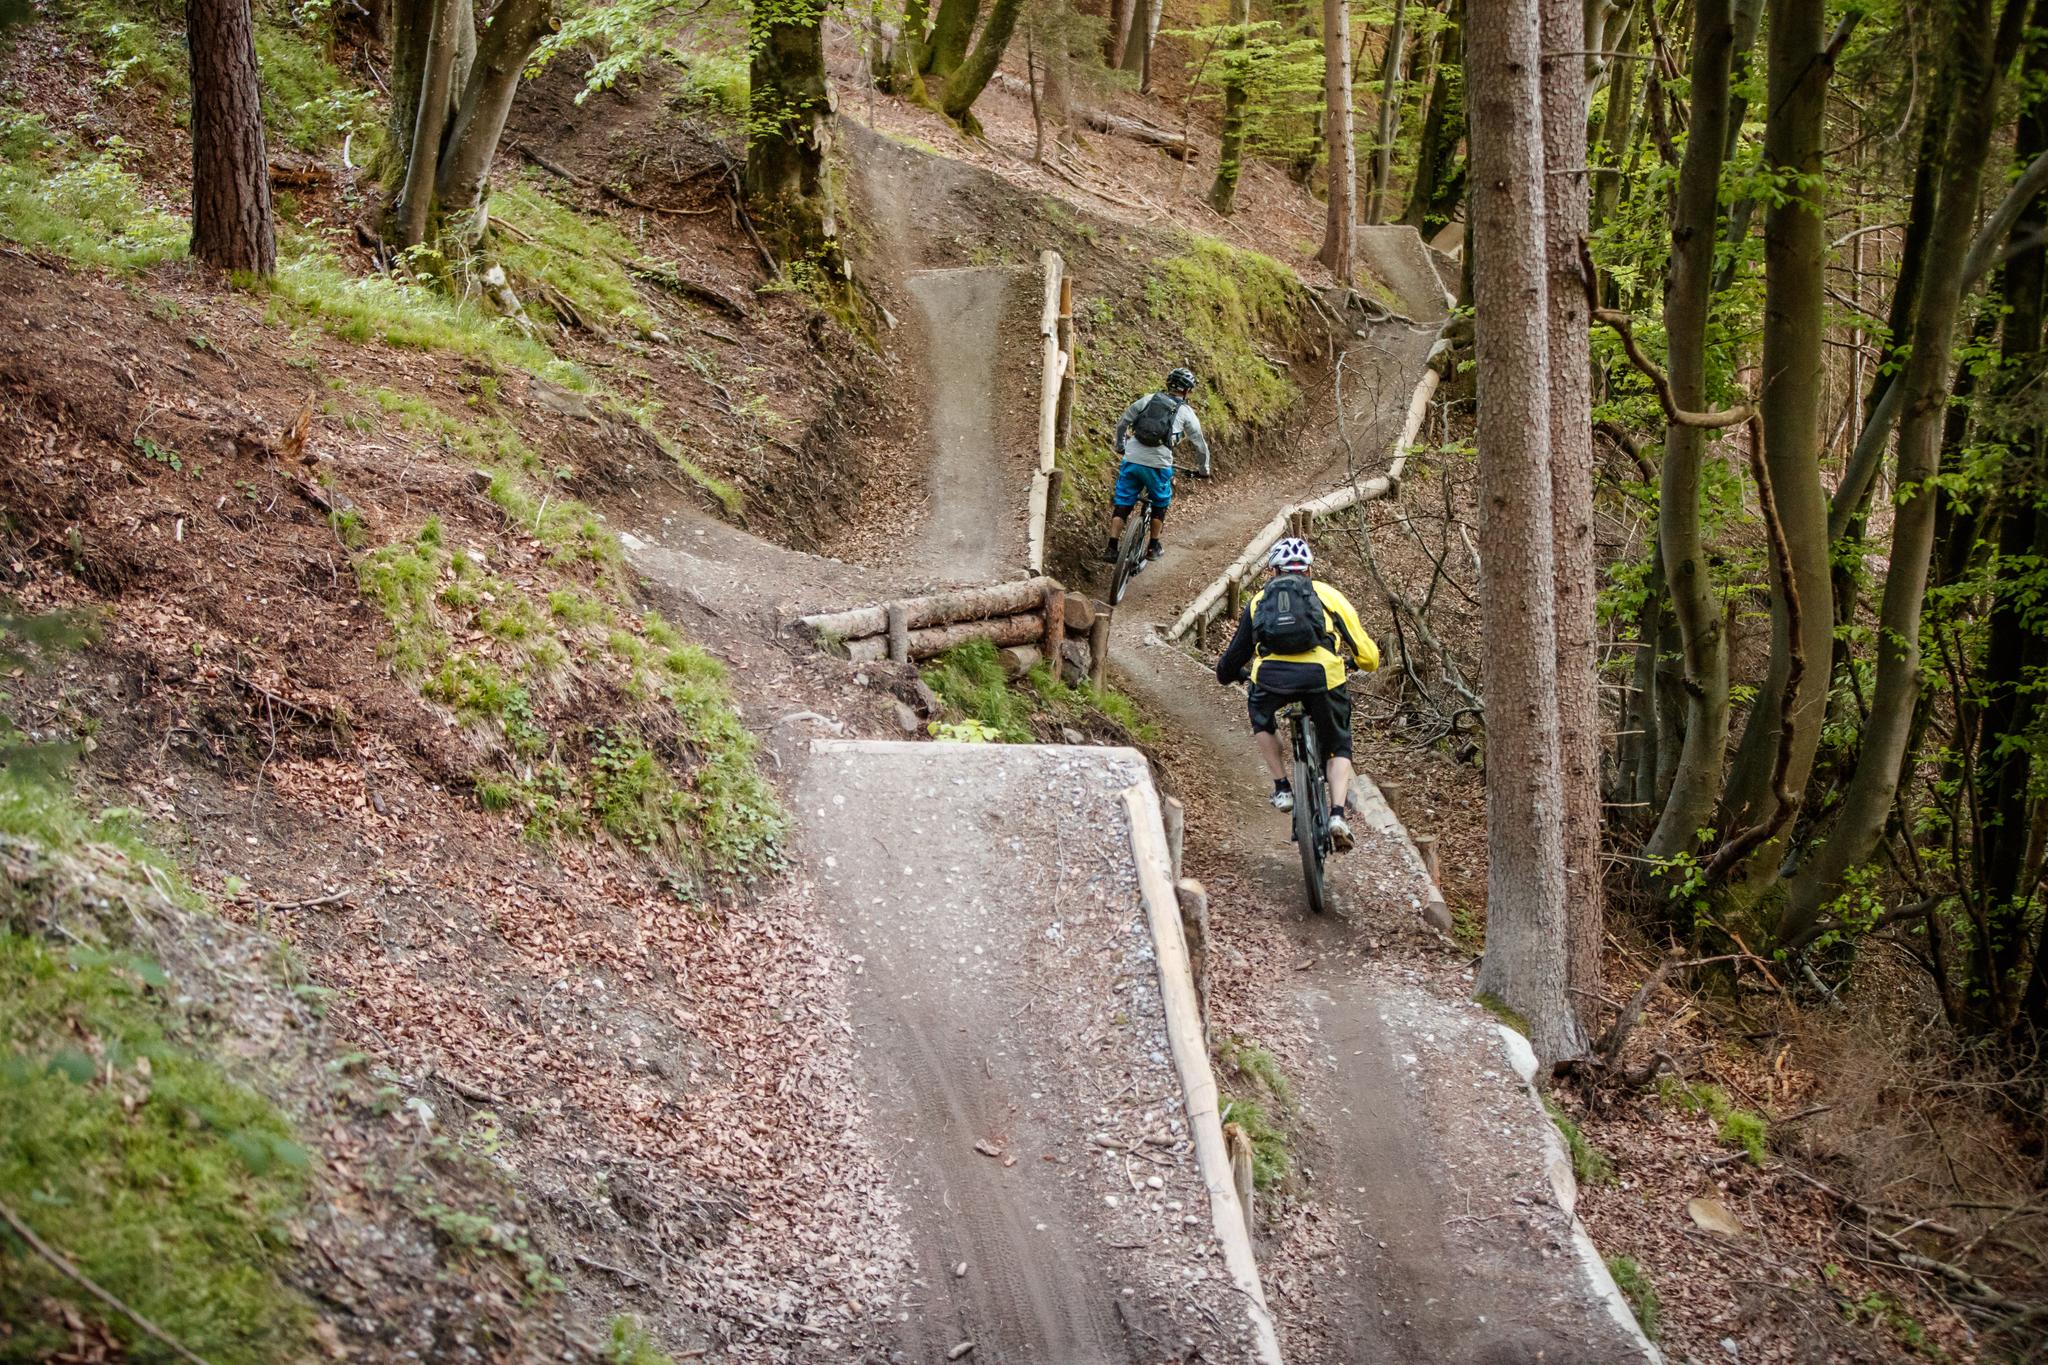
[{"x1": 1213, "y1": 577, "x2": 1380, "y2": 692}]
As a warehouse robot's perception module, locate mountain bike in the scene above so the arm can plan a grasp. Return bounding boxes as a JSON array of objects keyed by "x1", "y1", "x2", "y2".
[
  {"x1": 1108, "y1": 488, "x2": 1156, "y2": 606},
  {"x1": 1279, "y1": 699, "x2": 1332, "y2": 915}
]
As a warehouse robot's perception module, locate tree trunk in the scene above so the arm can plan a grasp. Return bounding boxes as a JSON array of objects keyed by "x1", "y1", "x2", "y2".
[
  {"x1": 925, "y1": 0, "x2": 981, "y2": 76},
  {"x1": 1402, "y1": 0, "x2": 1463, "y2": 232},
  {"x1": 433, "y1": 0, "x2": 556, "y2": 239},
  {"x1": 747, "y1": 0, "x2": 840, "y2": 262},
  {"x1": 395, "y1": 0, "x2": 461, "y2": 247},
  {"x1": 941, "y1": 0, "x2": 1025, "y2": 129},
  {"x1": 1976, "y1": 2, "x2": 2046, "y2": 1034},
  {"x1": 1642, "y1": 0, "x2": 1737, "y2": 865},
  {"x1": 1780, "y1": 0, "x2": 2020, "y2": 937},
  {"x1": 1715, "y1": 0, "x2": 1836, "y2": 899},
  {"x1": 1588, "y1": 1, "x2": 1639, "y2": 231},
  {"x1": 1318, "y1": 0, "x2": 1357, "y2": 283},
  {"x1": 187, "y1": 0, "x2": 275, "y2": 276},
  {"x1": 1209, "y1": 0, "x2": 1255, "y2": 215},
  {"x1": 1365, "y1": 0, "x2": 1408, "y2": 223},
  {"x1": 1106, "y1": 0, "x2": 1130, "y2": 63},
  {"x1": 1540, "y1": 0, "x2": 1601, "y2": 1032},
  {"x1": 1468, "y1": 0, "x2": 1585, "y2": 1065},
  {"x1": 1121, "y1": 0, "x2": 1165, "y2": 88}
]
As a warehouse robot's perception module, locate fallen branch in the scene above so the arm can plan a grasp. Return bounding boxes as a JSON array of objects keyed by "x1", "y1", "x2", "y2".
[
  {"x1": 0, "y1": 1194, "x2": 215, "y2": 1365},
  {"x1": 511, "y1": 142, "x2": 723, "y2": 217}
]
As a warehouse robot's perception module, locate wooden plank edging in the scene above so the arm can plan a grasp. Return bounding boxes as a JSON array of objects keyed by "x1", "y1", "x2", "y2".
[{"x1": 1122, "y1": 780, "x2": 1285, "y2": 1365}]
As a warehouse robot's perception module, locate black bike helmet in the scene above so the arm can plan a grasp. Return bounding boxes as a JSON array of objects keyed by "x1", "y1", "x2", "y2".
[{"x1": 1166, "y1": 367, "x2": 1196, "y2": 394}]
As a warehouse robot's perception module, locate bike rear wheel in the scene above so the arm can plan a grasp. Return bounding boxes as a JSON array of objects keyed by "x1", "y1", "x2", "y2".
[
  {"x1": 1290, "y1": 719, "x2": 1327, "y2": 915},
  {"x1": 1109, "y1": 498, "x2": 1150, "y2": 605}
]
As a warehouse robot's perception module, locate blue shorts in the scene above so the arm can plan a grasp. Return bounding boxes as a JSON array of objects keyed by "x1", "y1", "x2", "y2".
[{"x1": 1112, "y1": 461, "x2": 1174, "y2": 518}]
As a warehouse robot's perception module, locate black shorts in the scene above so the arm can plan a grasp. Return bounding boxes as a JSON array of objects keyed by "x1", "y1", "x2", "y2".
[{"x1": 1247, "y1": 683, "x2": 1353, "y2": 760}]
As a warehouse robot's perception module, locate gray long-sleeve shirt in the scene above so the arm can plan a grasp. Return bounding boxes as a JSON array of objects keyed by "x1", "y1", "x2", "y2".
[{"x1": 1115, "y1": 394, "x2": 1212, "y2": 475}]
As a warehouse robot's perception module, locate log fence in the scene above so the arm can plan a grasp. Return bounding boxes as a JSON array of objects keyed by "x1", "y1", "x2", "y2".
[
  {"x1": 798, "y1": 576, "x2": 1114, "y2": 682},
  {"x1": 1026, "y1": 250, "x2": 1078, "y2": 576}
]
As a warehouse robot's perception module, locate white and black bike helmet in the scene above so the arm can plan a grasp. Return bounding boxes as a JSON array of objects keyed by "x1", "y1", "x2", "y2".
[
  {"x1": 1166, "y1": 367, "x2": 1197, "y2": 394},
  {"x1": 1268, "y1": 537, "x2": 1313, "y2": 572}
]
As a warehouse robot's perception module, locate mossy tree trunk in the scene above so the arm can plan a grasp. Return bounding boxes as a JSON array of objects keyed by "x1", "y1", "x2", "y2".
[
  {"x1": 1401, "y1": 0, "x2": 1462, "y2": 233},
  {"x1": 187, "y1": 0, "x2": 275, "y2": 276},
  {"x1": 1207, "y1": 0, "x2": 1254, "y2": 215},
  {"x1": 1316, "y1": 0, "x2": 1355, "y2": 283},
  {"x1": 924, "y1": 0, "x2": 980, "y2": 76},
  {"x1": 1363, "y1": 0, "x2": 1406, "y2": 224},
  {"x1": 941, "y1": 0, "x2": 1025, "y2": 132},
  {"x1": 747, "y1": 0, "x2": 842, "y2": 266}
]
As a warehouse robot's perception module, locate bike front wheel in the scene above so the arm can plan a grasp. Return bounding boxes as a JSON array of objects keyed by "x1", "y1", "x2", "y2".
[{"x1": 1292, "y1": 740, "x2": 1327, "y2": 915}]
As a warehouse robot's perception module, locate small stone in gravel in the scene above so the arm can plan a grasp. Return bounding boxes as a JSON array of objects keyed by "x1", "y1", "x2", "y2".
[
  {"x1": 947, "y1": 1344, "x2": 975, "y2": 1360},
  {"x1": 954, "y1": 1262, "x2": 968, "y2": 1278}
]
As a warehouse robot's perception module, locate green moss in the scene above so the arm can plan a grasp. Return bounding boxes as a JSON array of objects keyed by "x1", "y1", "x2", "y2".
[
  {"x1": 1657, "y1": 1079, "x2": 1770, "y2": 1166},
  {"x1": 1142, "y1": 237, "x2": 1303, "y2": 440},
  {"x1": 1605, "y1": 1254, "x2": 1660, "y2": 1340},
  {"x1": 0, "y1": 772, "x2": 315, "y2": 1363},
  {"x1": 1474, "y1": 991, "x2": 1532, "y2": 1038},
  {"x1": 1544, "y1": 1095, "x2": 1616, "y2": 1186}
]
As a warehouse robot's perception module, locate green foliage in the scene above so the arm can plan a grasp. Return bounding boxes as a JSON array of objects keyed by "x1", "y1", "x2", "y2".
[
  {"x1": 675, "y1": 50, "x2": 750, "y2": 120},
  {"x1": 921, "y1": 642, "x2": 1155, "y2": 746},
  {"x1": 1474, "y1": 990, "x2": 1532, "y2": 1038},
  {"x1": 1168, "y1": 19, "x2": 1323, "y2": 165},
  {"x1": 1217, "y1": 1033, "x2": 1295, "y2": 1190},
  {"x1": 1544, "y1": 1095, "x2": 1616, "y2": 1186},
  {"x1": 0, "y1": 116, "x2": 186, "y2": 270},
  {"x1": 1605, "y1": 1255, "x2": 1661, "y2": 1339},
  {"x1": 493, "y1": 177, "x2": 658, "y2": 334},
  {"x1": 1143, "y1": 238, "x2": 1302, "y2": 439},
  {"x1": 1657, "y1": 1078, "x2": 1770, "y2": 1165},
  {"x1": 607, "y1": 1317, "x2": 684, "y2": 1365}
]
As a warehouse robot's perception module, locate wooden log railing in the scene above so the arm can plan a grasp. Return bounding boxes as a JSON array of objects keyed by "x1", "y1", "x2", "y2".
[
  {"x1": 1165, "y1": 337, "x2": 1449, "y2": 644},
  {"x1": 1026, "y1": 250, "x2": 1077, "y2": 576}
]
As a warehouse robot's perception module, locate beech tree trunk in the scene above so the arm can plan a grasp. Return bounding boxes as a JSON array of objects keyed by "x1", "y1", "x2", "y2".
[
  {"x1": 1119, "y1": 0, "x2": 1164, "y2": 88},
  {"x1": 1588, "y1": 2, "x2": 1639, "y2": 230},
  {"x1": 747, "y1": 0, "x2": 840, "y2": 261},
  {"x1": 1641, "y1": 0, "x2": 1737, "y2": 865},
  {"x1": 942, "y1": 0, "x2": 1026, "y2": 130},
  {"x1": 1539, "y1": 0, "x2": 1600, "y2": 1032},
  {"x1": 188, "y1": 0, "x2": 275, "y2": 276},
  {"x1": 1781, "y1": 0, "x2": 2020, "y2": 936},
  {"x1": 1365, "y1": 0, "x2": 1407, "y2": 223},
  {"x1": 1208, "y1": 0, "x2": 1255, "y2": 215},
  {"x1": 1317, "y1": 0, "x2": 1356, "y2": 283},
  {"x1": 1402, "y1": 0, "x2": 1464, "y2": 232},
  {"x1": 1716, "y1": 0, "x2": 1837, "y2": 897},
  {"x1": 1468, "y1": 0, "x2": 1585, "y2": 1065},
  {"x1": 925, "y1": 0, "x2": 981, "y2": 76}
]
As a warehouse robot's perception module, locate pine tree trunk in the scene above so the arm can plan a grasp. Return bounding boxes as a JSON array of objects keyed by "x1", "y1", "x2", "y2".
[
  {"x1": 1539, "y1": 0, "x2": 1600, "y2": 1033},
  {"x1": 1641, "y1": 0, "x2": 1737, "y2": 865},
  {"x1": 1365, "y1": 0, "x2": 1407, "y2": 223},
  {"x1": 1317, "y1": 0, "x2": 1356, "y2": 283},
  {"x1": 746, "y1": 0, "x2": 840, "y2": 262},
  {"x1": 1715, "y1": 0, "x2": 1836, "y2": 898},
  {"x1": 1468, "y1": 0, "x2": 1585, "y2": 1065},
  {"x1": 1208, "y1": 0, "x2": 1255, "y2": 215},
  {"x1": 188, "y1": 0, "x2": 275, "y2": 275},
  {"x1": 1781, "y1": 0, "x2": 2018, "y2": 937},
  {"x1": 1106, "y1": 0, "x2": 1131, "y2": 64},
  {"x1": 941, "y1": 0, "x2": 1025, "y2": 130}
]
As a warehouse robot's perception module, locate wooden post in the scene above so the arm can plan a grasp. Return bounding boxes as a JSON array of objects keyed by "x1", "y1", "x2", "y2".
[
  {"x1": 1414, "y1": 832, "x2": 1440, "y2": 884},
  {"x1": 886, "y1": 603, "x2": 910, "y2": 663},
  {"x1": 1378, "y1": 780, "x2": 1403, "y2": 818},
  {"x1": 1224, "y1": 1120, "x2": 1255, "y2": 1239},
  {"x1": 1046, "y1": 467, "x2": 1065, "y2": 529},
  {"x1": 1163, "y1": 796, "x2": 1186, "y2": 881},
  {"x1": 1175, "y1": 876, "x2": 1209, "y2": 1040},
  {"x1": 1225, "y1": 574, "x2": 1243, "y2": 621},
  {"x1": 1042, "y1": 584, "x2": 1066, "y2": 667},
  {"x1": 1195, "y1": 613, "x2": 1209, "y2": 652},
  {"x1": 1056, "y1": 276, "x2": 1077, "y2": 451},
  {"x1": 1089, "y1": 609, "x2": 1112, "y2": 689}
]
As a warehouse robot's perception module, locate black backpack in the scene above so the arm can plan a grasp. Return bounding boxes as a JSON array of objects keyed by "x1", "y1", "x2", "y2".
[
  {"x1": 1252, "y1": 574, "x2": 1332, "y2": 656},
  {"x1": 1131, "y1": 393, "x2": 1181, "y2": 447}
]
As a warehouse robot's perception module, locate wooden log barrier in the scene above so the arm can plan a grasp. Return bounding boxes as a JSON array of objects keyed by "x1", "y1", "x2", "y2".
[
  {"x1": 844, "y1": 611, "x2": 1046, "y2": 664},
  {"x1": 886, "y1": 603, "x2": 910, "y2": 664},
  {"x1": 801, "y1": 577, "x2": 1059, "y2": 641},
  {"x1": 1089, "y1": 610, "x2": 1112, "y2": 689}
]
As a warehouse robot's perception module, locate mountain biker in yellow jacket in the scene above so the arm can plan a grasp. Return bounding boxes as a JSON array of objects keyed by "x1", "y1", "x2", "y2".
[{"x1": 1213, "y1": 537, "x2": 1379, "y2": 851}]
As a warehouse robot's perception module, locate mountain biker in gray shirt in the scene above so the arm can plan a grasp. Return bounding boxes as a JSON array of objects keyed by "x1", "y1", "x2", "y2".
[{"x1": 1105, "y1": 367, "x2": 1212, "y2": 566}]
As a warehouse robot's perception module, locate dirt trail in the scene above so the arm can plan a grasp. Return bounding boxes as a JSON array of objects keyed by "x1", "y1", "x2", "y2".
[
  {"x1": 903, "y1": 266, "x2": 1033, "y2": 582},
  {"x1": 792, "y1": 741, "x2": 1264, "y2": 1363},
  {"x1": 1096, "y1": 293, "x2": 1653, "y2": 1361}
]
